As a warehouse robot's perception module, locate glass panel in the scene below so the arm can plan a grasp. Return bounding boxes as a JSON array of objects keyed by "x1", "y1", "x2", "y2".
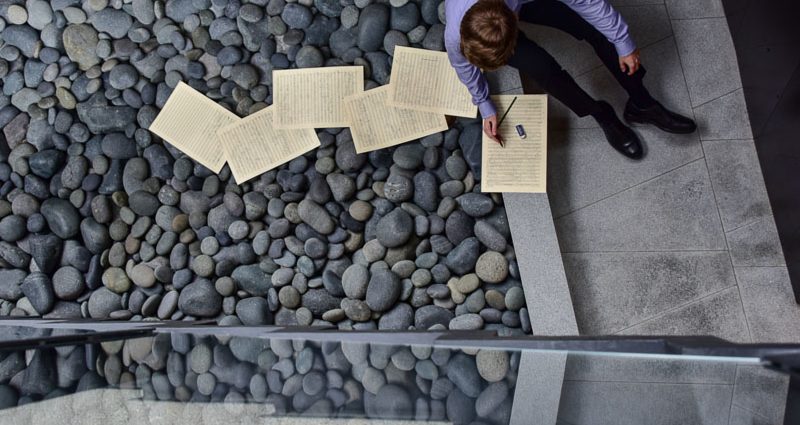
[{"x1": 0, "y1": 326, "x2": 792, "y2": 425}]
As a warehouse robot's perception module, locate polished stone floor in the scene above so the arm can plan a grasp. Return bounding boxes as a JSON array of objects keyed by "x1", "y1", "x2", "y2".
[{"x1": 499, "y1": 0, "x2": 795, "y2": 345}]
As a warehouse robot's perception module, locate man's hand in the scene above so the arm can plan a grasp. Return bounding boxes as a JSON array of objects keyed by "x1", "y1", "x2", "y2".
[
  {"x1": 619, "y1": 49, "x2": 642, "y2": 76},
  {"x1": 483, "y1": 115, "x2": 503, "y2": 146}
]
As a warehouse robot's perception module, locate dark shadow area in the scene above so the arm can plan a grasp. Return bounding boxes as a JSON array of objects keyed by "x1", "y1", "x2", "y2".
[{"x1": 722, "y1": 0, "x2": 800, "y2": 301}]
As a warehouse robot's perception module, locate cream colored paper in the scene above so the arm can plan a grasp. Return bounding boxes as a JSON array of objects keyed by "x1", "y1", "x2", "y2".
[
  {"x1": 216, "y1": 106, "x2": 320, "y2": 184},
  {"x1": 148, "y1": 81, "x2": 239, "y2": 173},
  {"x1": 343, "y1": 85, "x2": 448, "y2": 153},
  {"x1": 388, "y1": 46, "x2": 477, "y2": 118},
  {"x1": 481, "y1": 95, "x2": 548, "y2": 193},
  {"x1": 272, "y1": 66, "x2": 364, "y2": 129}
]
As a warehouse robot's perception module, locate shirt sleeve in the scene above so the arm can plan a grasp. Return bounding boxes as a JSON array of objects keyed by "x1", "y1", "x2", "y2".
[
  {"x1": 560, "y1": 0, "x2": 637, "y2": 56},
  {"x1": 445, "y1": 39, "x2": 497, "y2": 119}
]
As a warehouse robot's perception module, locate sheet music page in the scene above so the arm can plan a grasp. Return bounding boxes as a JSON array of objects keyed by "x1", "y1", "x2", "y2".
[
  {"x1": 388, "y1": 46, "x2": 477, "y2": 118},
  {"x1": 272, "y1": 66, "x2": 364, "y2": 129},
  {"x1": 481, "y1": 95, "x2": 548, "y2": 193},
  {"x1": 148, "y1": 81, "x2": 239, "y2": 173},
  {"x1": 343, "y1": 85, "x2": 448, "y2": 153},
  {"x1": 217, "y1": 106, "x2": 320, "y2": 184}
]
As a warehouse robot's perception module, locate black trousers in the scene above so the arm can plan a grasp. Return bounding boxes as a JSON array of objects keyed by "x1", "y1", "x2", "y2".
[{"x1": 508, "y1": 0, "x2": 654, "y2": 117}]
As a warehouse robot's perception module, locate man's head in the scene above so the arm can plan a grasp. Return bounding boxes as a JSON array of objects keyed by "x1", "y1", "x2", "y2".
[{"x1": 460, "y1": 0, "x2": 518, "y2": 71}]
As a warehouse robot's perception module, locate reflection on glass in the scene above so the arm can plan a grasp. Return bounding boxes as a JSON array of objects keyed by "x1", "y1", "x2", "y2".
[{"x1": 0, "y1": 331, "x2": 520, "y2": 424}]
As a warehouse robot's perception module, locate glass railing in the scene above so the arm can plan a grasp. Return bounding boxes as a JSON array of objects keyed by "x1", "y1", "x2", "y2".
[{"x1": 0, "y1": 319, "x2": 796, "y2": 424}]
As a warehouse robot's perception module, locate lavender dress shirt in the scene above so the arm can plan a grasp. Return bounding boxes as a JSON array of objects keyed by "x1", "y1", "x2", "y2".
[{"x1": 444, "y1": 0, "x2": 636, "y2": 118}]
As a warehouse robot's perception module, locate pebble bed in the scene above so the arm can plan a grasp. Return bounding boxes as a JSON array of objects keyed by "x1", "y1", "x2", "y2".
[
  {"x1": 0, "y1": 0, "x2": 530, "y2": 335},
  {"x1": 0, "y1": 334, "x2": 518, "y2": 422}
]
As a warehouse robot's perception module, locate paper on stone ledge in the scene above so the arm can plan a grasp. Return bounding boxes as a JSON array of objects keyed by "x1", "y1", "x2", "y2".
[
  {"x1": 272, "y1": 66, "x2": 364, "y2": 129},
  {"x1": 388, "y1": 46, "x2": 477, "y2": 118},
  {"x1": 343, "y1": 85, "x2": 448, "y2": 153},
  {"x1": 481, "y1": 95, "x2": 548, "y2": 193},
  {"x1": 216, "y1": 106, "x2": 320, "y2": 184},
  {"x1": 148, "y1": 81, "x2": 239, "y2": 173}
]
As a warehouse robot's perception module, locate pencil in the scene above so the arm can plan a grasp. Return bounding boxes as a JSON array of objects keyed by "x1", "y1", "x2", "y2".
[{"x1": 497, "y1": 96, "x2": 517, "y2": 126}]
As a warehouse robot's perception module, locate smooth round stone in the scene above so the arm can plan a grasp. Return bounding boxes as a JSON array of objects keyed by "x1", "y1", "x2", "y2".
[
  {"x1": 454, "y1": 274, "x2": 479, "y2": 293},
  {"x1": 476, "y1": 350, "x2": 509, "y2": 382},
  {"x1": 282, "y1": 4, "x2": 313, "y2": 29},
  {"x1": 158, "y1": 290, "x2": 179, "y2": 319},
  {"x1": 102, "y1": 267, "x2": 131, "y2": 294},
  {"x1": 109, "y1": 64, "x2": 138, "y2": 90},
  {"x1": 376, "y1": 208, "x2": 412, "y2": 248},
  {"x1": 341, "y1": 298, "x2": 371, "y2": 321},
  {"x1": 475, "y1": 251, "x2": 508, "y2": 284},
  {"x1": 52, "y1": 266, "x2": 84, "y2": 300},
  {"x1": 295, "y1": 46, "x2": 324, "y2": 68},
  {"x1": 341, "y1": 6, "x2": 359, "y2": 28},
  {"x1": 485, "y1": 290, "x2": 506, "y2": 310},
  {"x1": 342, "y1": 264, "x2": 369, "y2": 299},
  {"x1": 88, "y1": 287, "x2": 122, "y2": 318},
  {"x1": 365, "y1": 269, "x2": 401, "y2": 312},
  {"x1": 228, "y1": 220, "x2": 249, "y2": 240},
  {"x1": 348, "y1": 200, "x2": 373, "y2": 221},
  {"x1": 278, "y1": 286, "x2": 301, "y2": 308},
  {"x1": 505, "y1": 287, "x2": 525, "y2": 311},
  {"x1": 21, "y1": 272, "x2": 54, "y2": 315},
  {"x1": 448, "y1": 313, "x2": 483, "y2": 330},
  {"x1": 178, "y1": 280, "x2": 222, "y2": 317},
  {"x1": 235, "y1": 297, "x2": 272, "y2": 325},
  {"x1": 6, "y1": 6, "x2": 28, "y2": 25},
  {"x1": 192, "y1": 255, "x2": 215, "y2": 277}
]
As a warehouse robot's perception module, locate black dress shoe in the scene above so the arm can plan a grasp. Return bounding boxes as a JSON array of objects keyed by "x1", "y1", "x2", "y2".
[
  {"x1": 624, "y1": 99, "x2": 697, "y2": 134},
  {"x1": 595, "y1": 102, "x2": 644, "y2": 160}
]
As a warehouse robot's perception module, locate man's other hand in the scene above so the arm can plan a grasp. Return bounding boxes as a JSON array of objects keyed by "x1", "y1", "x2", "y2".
[
  {"x1": 483, "y1": 115, "x2": 503, "y2": 146},
  {"x1": 619, "y1": 49, "x2": 641, "y2": 76}
]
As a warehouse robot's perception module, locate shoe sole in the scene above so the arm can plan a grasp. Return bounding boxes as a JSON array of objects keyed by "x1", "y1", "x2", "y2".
[{"x1": 624, "y1": 113, "x2": 698, "y2": 135}]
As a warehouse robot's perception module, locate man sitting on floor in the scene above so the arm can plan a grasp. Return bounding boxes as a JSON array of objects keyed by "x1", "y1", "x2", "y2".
[{"x1": 445, "y1": 0, "x2": 697, "y2": 174}]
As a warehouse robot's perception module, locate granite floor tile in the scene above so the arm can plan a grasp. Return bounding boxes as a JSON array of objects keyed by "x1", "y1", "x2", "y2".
[
  {"x1": 548, "y1": 126, "x2": 701, "y2": 217},
  {"x1": 695, "y1": 89, "x2": 754, "y2": 140},
  {"x1": 665, "y1": 0, "x2": 725, "y2": 19},
  {"x1": 564, "y1": 251, "x2": 735, "y2": 334},
  {"x1": 486, "y1": 65, "x2": 522, "y2": 94},
  {"x1": 673, "y1": 17, "x2": 741, "y2": 107},
  {"x1": 732, "y1": 365, "x2": 790, "y2": 424},
  {"x1": 505, "y1": 193, "x2": 579, "y2": 336},
  {"x1": 618, "y1": 287, "x2": 751, "y2": 342},
  {"x1": 726, "y1": 217, "x2": 785, "y2": 267},
  {"x1": 558, "y1": 380, "x2": 733, "y2": 425},
  {"x1": 736, "y1": 266, "x2": 800, "y2": 342},
  {"x1": 703, "y1": 139, "x2": 772, "y2": 231},
  {"x1": 555, "y1": 160, "x2": 726, "y2": 252},
  {"x1": 564, "y1": 352, "x2": 738, "y2": 384}
]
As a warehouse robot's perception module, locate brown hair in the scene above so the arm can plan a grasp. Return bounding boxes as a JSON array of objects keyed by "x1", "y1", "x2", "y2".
[{"x1": 460, "y1": 0, "x2": 518, "y2": 71}]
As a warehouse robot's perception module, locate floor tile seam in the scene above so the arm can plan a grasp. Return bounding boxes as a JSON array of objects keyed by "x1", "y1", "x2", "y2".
[
  {"x1": 562, "y1": 379, "x2": 734, "y2": 386},
  {"x1": 727, "y1": 365, "x2": 743, "y2": 425},
  {"x1": 560, "y1": 249, "x2": 730, "y2": 254},
  {"x1": 572, "y1": 34, "x2": 676, "y2": 80},
  {"x1": 730, "y1": 248, "x2": 756, "y2": 343},
  {"x1": 553, "y1": 157, "x2": 706, "y2": 220},
  {"x1": 610, "y1": 283, "x2": 740, "y2": 335},
  {"x1": 690, "y1": 86, "x2": 744, "y2": 110},
  {"x1": 723, "y1": 215, "x2": 774, "y2": 236},
  {"x1": 731, "y1": 401, "x2": 780, "y2": 423},
  {"x1": 669, "y1": 15, "x2": 727, "y2": 22}
]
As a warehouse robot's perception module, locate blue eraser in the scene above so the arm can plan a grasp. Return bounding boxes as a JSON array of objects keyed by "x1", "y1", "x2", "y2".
[{"x1": 515, "y1": 124, "x2": 527, "y2": 139}]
